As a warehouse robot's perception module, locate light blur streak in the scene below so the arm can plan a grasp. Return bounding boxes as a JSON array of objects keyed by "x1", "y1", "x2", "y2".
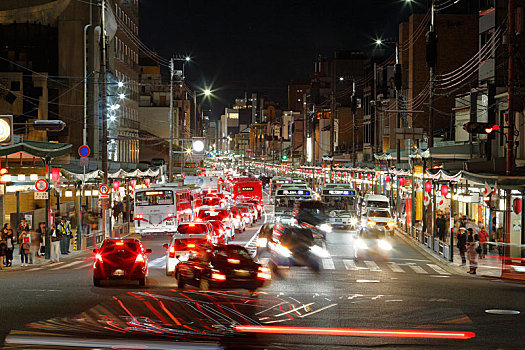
[
  {"x1": 235, "y1": 325, "x2": 476, "y2": 339},
  {"x1": 274, "y1": 303, "x2": 314, "y2": 317},
  {"x1": 298, "y1": 303, "x2": 337, "y2": 318}
]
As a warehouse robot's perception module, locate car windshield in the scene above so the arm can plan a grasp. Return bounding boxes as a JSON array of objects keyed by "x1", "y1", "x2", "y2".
[
  {"x1": 368, "y1": 210, "x2": 392, "y2": 218},
  {"x1": 215, "y1": 246, "x2": 252, "y2": 261},
  {"x1": 102, "y1": 241, "x2": 139, "y2": 252},
  {"x1": 177, "y1": 224, "x2": 207, "y2": 234},
  {"x1": 135, "y1": 190, "x2": 174, "y2": 206},
  {"x1": 367, "y1": 200, "x2": 389, "y2": 209}
]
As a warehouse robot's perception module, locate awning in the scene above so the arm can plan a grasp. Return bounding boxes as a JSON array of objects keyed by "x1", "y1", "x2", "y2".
[{"x1": 0, "y1": 140, "x2": 72, "y2": 159}]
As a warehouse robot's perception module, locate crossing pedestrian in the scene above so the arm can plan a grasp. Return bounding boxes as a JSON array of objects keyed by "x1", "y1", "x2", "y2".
[
  {"x1": 457, "y1": 227, "x2": 467, "y2": 266},
  {"x1": 18, "y1": 230, "x2": 31, "y2": 266},
  {"x1": 49, "y1": 224, "x2": 62, "y2": 263},
  {"x1": 29, "y1": 226, "x2": 41, "y2": 264},
  {"x1": 4, "y1": 228, "x2": 14, "y2": 267},
  {"x1": 467, "y1": 228, "x2": 479, "y2": 275}
]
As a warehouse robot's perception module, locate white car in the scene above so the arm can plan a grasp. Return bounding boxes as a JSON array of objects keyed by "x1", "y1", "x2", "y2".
[
  {"x1": 164, "y1": 222, "x2": 212, "y2": 276},
  {"x1": 231, "y1": 206, "x2": 247, "y2": 232}
]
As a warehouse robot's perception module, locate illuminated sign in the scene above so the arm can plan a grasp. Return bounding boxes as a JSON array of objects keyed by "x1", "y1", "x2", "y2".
[
  {"x1": 145, "y1": 191, "x2": 164, "y2": 196},
  {"x1": 0, "y1": 115, "x2": 13, "y2": 145},
  {"x1": 324, "y1": 189, "x2": 356, "y2": 196},
  {"x1": 292, "y1": 179, "x2": 305, "y2": 183},
  {"x1": 277, "y1": 190, "x2": 311, "y2": 196},
  {"x1": 276, "y1": 180, "x2": 291, "y2": 184},
  {"x1": 241, "y1": 187, "x2": 254, "y2": 191}
]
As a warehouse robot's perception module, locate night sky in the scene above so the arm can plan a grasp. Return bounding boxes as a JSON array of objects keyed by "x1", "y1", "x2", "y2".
[{"x1": 139, "y1": 0, "x2": 471, "y2": 118}]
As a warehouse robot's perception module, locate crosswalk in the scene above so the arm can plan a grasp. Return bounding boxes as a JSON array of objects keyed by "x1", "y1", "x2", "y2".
[
  {"x1": 23, "y1": 258, "x2": 93, "y2": 272},
  {"x1": 256, "y1": 257, "x2": 451, "y2": 276}
]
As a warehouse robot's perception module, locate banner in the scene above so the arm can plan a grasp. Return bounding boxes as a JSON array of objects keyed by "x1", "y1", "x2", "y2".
[
  {"x1": 406, "y1": 197, "x2": 413, "y2": 229},
  {"x1": 416, "y1": 189, "x2": 423, "y2": 221}
]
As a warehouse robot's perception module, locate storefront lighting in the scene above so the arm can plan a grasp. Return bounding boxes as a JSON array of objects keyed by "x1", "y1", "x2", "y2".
[
  {"x1": 3, "y1": 174, "x2": 11, "y2": 182},
  {"x1": 65, "y1": 190, "x2": 73, "y2": 197},
  {"x1": 17, "y1": 174, "x2": 26, "y2": 181},
  {"x1": 30, "y1": 174, "x2": 38, "y2": 181},
  {"x1": 6, "y1": 185, "x2": 16, "y2": 192}
]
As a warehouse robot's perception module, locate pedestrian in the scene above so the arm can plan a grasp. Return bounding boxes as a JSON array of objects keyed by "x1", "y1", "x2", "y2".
[
  {"x1": 457, "y1": 227, "x2": 467, "y2": 266},
  {"x1": 0, "y1": 228, "x2": 5, "y2": 270},
  {"x1": 35, "y1": 222, "x2": 46, "y2": 257},
  {"x1": 112, "y1": 200, "x2": 120, "y2": 223},
  {"x1": 18, "y1": 229, "x2": 31, "y2": 267},
  {"x1": 467, "y1": 228, "x2": 479, "y2": 274},
  {"x1": 29, "y1": 226, "x2": 41, "y2": 264},
  {"x1": 478, "y1": 225, "x2": 489, "y2": 259},
  {"x1": 494, "y1": 224, "x2": 504, "y2": 256},
  {"x1": 49, "y1": 224, "x2": 62, "y2": 263},
  {"x1": 4, "y1": 228, "x2": 14, "y2": 267},
  {"x1": 58, "y1": 217, "x2": 71, "y2": 255}
]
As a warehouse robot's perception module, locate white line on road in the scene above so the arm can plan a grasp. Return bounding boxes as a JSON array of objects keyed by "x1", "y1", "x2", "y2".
[
  {"x1": 386, "y1": 262, "x2": 405, "y2": 273},
  {"x1": 408, "y1": 264, "x2": 428, "y2": 274},
  {"x1": 148, "y1": 256, "x2": 166, "y2": 268},
  {"x1": 364, "y1": 260, "x2": 381, "y2": 271},
  {"x1": 50, "y1": 260, "x2": 84, "y2": 270},
  {"x1": 274, "y1": 302, "x2": 315, "y2": 317},
  {"x1": 298, "y1": 303, "x2": 337, "y2": 318},
  {"x1": 73, "y1": 262, "x2": 93, "y2": 270},
  {"x1": 26, "y1": 267, "x2": 44, "y2": 272},
  {"x1": 343, "y1": 259, "x2": 359, "y2": 270},
  {"x1": 322, "y1": 258, "x2": 335, "y2": 270},
  {"x1": 427, "y1": 264, "x2": 451, "y2": 275}
]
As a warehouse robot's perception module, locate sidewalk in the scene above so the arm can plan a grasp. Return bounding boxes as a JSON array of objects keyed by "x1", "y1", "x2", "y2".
[
  {"x1": 0, "y1": 246, "x2": 88, "y2": 272},
  {"x1": 394, "y1": 227, "x2": 503, "y2": 278}
]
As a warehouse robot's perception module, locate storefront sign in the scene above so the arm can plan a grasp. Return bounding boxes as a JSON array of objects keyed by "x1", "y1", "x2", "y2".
[
  {"x1": 414, "y1": 166, "x2": 423, "y2": 177},
  {"x1": 34, "y1": 192, "x2": 48, "y2": 200},
  {"x1": 406, "y1": 197, "x2": 413, "y2": 229}
]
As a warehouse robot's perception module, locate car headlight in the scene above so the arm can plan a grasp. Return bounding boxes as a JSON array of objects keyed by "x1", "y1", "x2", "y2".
[
  {"x1": 309, "y1": 245, "x2": 330, "y2": 258},
  {"x1": 355, "y1": 239, "x2": 368, "y2": 250},
  {"x1": 350, "y1": 217, "x2": 358, "y2": 226},
  {"x1": 387, "y1": 221, "x2": 395, "y2": 229},
  {"x1": 367, "y1": 220, "x2": 376, "y2": 227},
  {"x1": 319, "y1": 224, "x2": 332, "y2": 233},
  {"x1": 378, "y1": 239, "x2": 392, "y2": 251},
  {"x1": 256, "y1": 237, "x2": 268, "y2": 248},
  {"x1": 273, "y1": 243, "x2": 292, "y2": 258}
]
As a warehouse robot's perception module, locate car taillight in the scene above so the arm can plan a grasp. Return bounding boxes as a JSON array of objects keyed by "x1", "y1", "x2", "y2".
[
  {"x1": 219, "y1": 229, "x2": 225, "y2": 234},
  {"x1": 187, "y1": 243, "x2": 196, "y2": 248},
  {"x1": 222, "y1": 217, "x2": 230, "y2": 222},
  {"x1": 168, "y1": 246, "x2": 175, "y2": 258},
  {"x1": 136, "y1": 214, "x2": 143, "y2": 219},
  {"x1": 211, "y1": 272, "x2": 226, "y2": 281},
  {"x1": 257, "y1": 266, "x2": 271, "y2": 280},
  {"x1": 135, "y1": 254, "x2": 145, "y2": 263},
  {"x1": 95, "y1": 253, "x2": 103, "y2": 262},
  {"x1": 227, "y1": 258, "x2": 240, "y2": 264}
]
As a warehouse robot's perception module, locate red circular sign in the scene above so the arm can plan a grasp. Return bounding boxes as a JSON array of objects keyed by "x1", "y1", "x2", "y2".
[
  {"x1": 35, "y1": 179, "x2": 49, "y2": 192},
  {"x1": 99, "y1": 184, "x2": 110, "y2": 195},
  {"x1": 78, "y1": 145, "x2": 91, "y2": 157}
]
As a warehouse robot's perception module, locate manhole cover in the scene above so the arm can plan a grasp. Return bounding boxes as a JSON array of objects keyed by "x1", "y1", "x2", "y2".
[{"x1": 485, "y1": 309, "x2": 520, "y2": 315}]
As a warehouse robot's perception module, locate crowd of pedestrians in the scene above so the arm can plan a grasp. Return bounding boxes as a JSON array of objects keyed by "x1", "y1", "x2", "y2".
[{"x1": 0, "y1": 216, "x2": 74, "y2": 269}]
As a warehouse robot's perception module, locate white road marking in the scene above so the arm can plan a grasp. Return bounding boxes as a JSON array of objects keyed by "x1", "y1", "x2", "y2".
[
  {"x1": 74, "y1": 262, "x2": 94, "y2": 270},
  {"x1": 408, "y1": 264, "x2": 428, "y2": 274},
  {"x1": 386, "y1": 262, "x2": 405, "y2": 273},
  {"x1": 322, "y1": 258, "x2": 335, "y2": 270},
  {"x1": 26, "y1": 267, "x2": 44, "y2": 272},
  {"x1": 50, "y1": 260, "x2": 84, "y2": 270},
  {"x1": 343, "y1": 259, "x2": 359, "y2": 270},
  {"x1": 148, "y1": 256, "x2": 166, "y2": 268},
  {"x1": 298, "y1": 303, "x2": 338, "y2": 318},
  {"x1": 258, "y1": 258, "x2": 269, "y2": 265},
  {"x1": 364, "y1": 260, "x2": 381, "y2": 271},
  {"x1": 427, "y1": 264, "x2": 451, "y2": 275}
]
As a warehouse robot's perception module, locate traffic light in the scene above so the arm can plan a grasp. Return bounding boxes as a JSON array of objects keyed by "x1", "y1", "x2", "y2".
[
  {"x1": 281, "y1": 154, "x2": 288, "y2": 161},
  {"x1": 0, "y1": 115, "x2": 13, "y2": 145},
  {"x1": 463, "y1": 122, "x2": 500, "y2": 134}
]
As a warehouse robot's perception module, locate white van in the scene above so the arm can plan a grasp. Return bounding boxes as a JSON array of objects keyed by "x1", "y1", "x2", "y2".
[{"x1": 361, "y1": 194, "x2": 390, "y2": 217}]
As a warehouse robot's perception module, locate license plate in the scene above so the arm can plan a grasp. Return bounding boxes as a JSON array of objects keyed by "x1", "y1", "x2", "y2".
[
  {"x1": 334, "y1": 218, "x2": 342, "y2": 222},
  {"x1": 234, "y1": 269, "x2": 250, "y2": 277},
  {"x1": 113, "y1": 269, "x2": 125, "y2": 276}
]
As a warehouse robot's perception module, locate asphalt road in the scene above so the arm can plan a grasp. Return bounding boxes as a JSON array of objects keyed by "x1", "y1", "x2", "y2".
[{"x1": 1, "y1": 206, "x2": 525, "y2": 349}]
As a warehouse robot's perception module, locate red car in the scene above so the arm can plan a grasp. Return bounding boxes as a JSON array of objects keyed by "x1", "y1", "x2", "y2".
[{"x1": 93, "y1": 238, "x2": 152, "y2": 286}]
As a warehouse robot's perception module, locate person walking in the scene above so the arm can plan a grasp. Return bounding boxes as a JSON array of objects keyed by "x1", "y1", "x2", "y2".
[
  {"x1": 478, "y1": 226, "x2": 489, "y2": 259},
  {"x1": 49, "y1": 224, "x2": 62, "y2": 263},
  {"x1": 494, "y1": 224, "x2": 504, "y2": 256},
  {"x1": 457, "y1": 227, "x2": 467, "y2": 266},
  {"x1": 18, "y1": 229, "x2": 31, "y2": 267},
  {"x1": 4, "y1": 228, "x2": 14, "y2": 267},
  {"x1": 29, "y1": 226, "x2": 41, "y2": 264},
  {"x1": 467, "y1": 228, "x2": 480, "y2": 274}
]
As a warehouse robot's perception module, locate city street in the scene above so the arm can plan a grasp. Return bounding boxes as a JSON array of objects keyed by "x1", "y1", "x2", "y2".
[{"x1": 1, "y1": 201, "x2": 525, "y2": 349}]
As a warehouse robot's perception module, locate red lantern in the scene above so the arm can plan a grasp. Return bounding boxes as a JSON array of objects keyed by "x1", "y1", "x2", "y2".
[
  {"x1": 399, "y1": 178, "x2": 405, "y2": 186},
  {"x1": 144, "y1": 178, "x2": 150, "y2": 187},
  {"x1": 358, "y1": 173, "x2": 362, "y2": 179},
  {"x1": 440, "y1": 184, "x2": 449, "y2": 196},
  {"x1": 386, "y1": 175, "x2": 391, "y2": 183},
  {"x1": 351, "y1": 172, "x2": 354, "y2": 178},
  {"x1": 51, "y1": 168, "x2": 60, "y2": 182},
  {"x1": 424, "y1": 182, "x2": 432, "y2": 193},
  {"x1": 112, "y1": 181, "x2": 120, "y2": 192},
  {"x1": 130, "y1": 179, "x2": 137, "y2": 188},
  {"x1": 337, "y1": 171, "x2": 341, "y2": 176},
  {"x1": 513, "y1": 198, "x2": 522, "y2": 214},
  {"x1": 367, "y1": 173, "x2": 371, "y2": 180}
]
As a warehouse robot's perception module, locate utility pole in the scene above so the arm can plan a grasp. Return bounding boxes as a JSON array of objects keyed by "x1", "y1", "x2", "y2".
[
  {"x1": 395, "y1": 44, "x2": 402, "y2": 165},
  {"x1": 427, "y1": 1, "x2": 436, "y2": 156},
  {"x1": 168, "y1": 57, "x2": 174, "y2": 182},
  {"x1": 330, "y1": 90, "x2": 335, "y2": 182},
  {"x1": 505, "y1": 0, "x2": 516, "y2": 260},
  {"x1": 352, "y1": 78, "x2": 356, "y2": 167},
  {"x1": 100, "y1": 0, "x2": 109, "y2": 237},
  {"x1": 373, "y1": 62, "x2": 378, "y2": 155}
]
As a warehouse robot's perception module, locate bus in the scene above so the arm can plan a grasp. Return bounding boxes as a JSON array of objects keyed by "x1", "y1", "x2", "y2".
[
  {"x1": 274, "y1": 186, "x2": 314, "y2": 217},
  {"x1": 320, "y1": 184, "x2": 358, "y2": 228},
  {"x1": 134, "y1": 185, "x2": 193, "y2": 236},
  {"x1": 231, "y1": 178, "x2": 263, "y2": 205},
  {"x1": 270, "y1": 177, "x2": 292, "y2": 199}
]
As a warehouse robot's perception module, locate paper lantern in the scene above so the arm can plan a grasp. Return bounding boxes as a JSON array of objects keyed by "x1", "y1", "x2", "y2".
[
  {"x1": 130, "y1": 179, "x2": 136, "y2": 188},
  {"x1": 51, "y1": 168, "x2": 60, "y2": 182},
  {"x1": 513, "y1": 198, "x2": 522, "y2": 214},
  {"x1": 386, "y1": 175, "x2": 391, "y2": 183},
  {"x1": 112, "y1": 181, "x2": 120, "y2": 192},
  {"x1": 144, "y1": 178, "x2": 151, "y2": 187},
  {"x1": 358, "y1": 173, "x2": 362, "y2": 179},
  {"x1": 440, "y1": 184, "x2": 449, "y2": 196},
  {"x1": 399, "y1": 178, "x2": 405, "y2": 186},
  {"x1": 424, "y1": 182, "x2": 432, "y2": 193},
  {"x1": 367, "y1": 173, "x2": 371, "y2": 180}
]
